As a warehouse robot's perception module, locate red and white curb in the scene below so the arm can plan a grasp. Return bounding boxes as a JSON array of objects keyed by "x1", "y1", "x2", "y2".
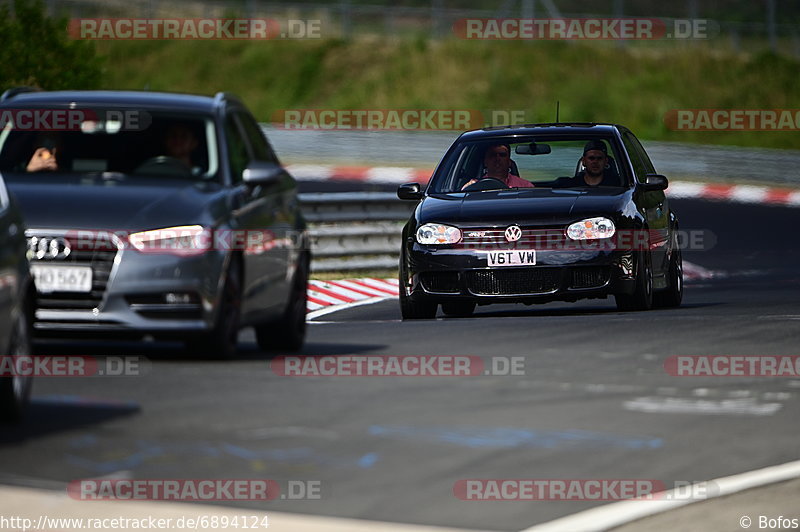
[
  {"x1": 286, "y1": 164, "x2": 800, "y2": 208},
  {"x1": 305, "y1": 264, "x2": 713, "y2": 317},
  {"x1": 307, "y1": 278, "x2": 399, "y2": 318}
]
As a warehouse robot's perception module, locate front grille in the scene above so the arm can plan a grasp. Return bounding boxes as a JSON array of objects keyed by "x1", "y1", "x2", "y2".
[
  {"x1": 458, "y1": 227, "x2": 566, "y2": 249},
  {"x1": 466, "y1": 269, "x2": 561, "y2": 295},
  {"x1": 419, "y1": 271, "x2": 460, "y2": 293},
  {"x1": 29, "y1": 232, "x2": 120, "y2": 311},
  {"x1": 570, "y1": 267, "x2": 609, "y2": 289}
]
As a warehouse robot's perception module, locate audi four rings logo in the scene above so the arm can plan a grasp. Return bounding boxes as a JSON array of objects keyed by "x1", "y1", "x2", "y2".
[
  {"x1": 504, "y1": 225, "x2": 522, "y2": 242},
  {"x1": 27, "y1": 236, "x2": 71, "y2": 260}
]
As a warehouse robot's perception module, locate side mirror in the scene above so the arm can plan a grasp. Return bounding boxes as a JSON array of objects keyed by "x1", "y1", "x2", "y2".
[
  {"x1": 641, "y1": 173, "x2": 668, "y2": 191},
  {"x1": 243, "y1": 162, "x2": 284, "y2": 186},
  {"x1": 397, "y1": 182, "x2": 423, "y2": 200}
]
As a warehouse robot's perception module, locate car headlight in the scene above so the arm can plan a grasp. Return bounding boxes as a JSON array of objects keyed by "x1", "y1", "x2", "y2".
[
  {"x1": 566, "y1": 217, "x2": 616, "y2": 240},
  {"x1": 128, "y1": 225, "x2": 211, "y2": 255},
  {"x1": 416, "y1": 223, "x2": 462, "y2": 245}
]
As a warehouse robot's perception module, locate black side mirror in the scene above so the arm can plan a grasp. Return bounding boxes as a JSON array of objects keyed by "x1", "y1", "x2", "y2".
[
  {"x1": 397, "y1": 182, "x2": 423, "y2": 200},
  {"x1": 243, "y1": 162, "x2": 283, "y2": 186},
  {"x1": 641, "y1": 173, "x2": 668, "y2": 191}
]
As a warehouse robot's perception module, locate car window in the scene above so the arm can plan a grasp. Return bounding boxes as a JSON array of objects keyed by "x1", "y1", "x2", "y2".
[
  {"x1": 0, "y1": 175, "x2": 8, "y2": 211},
  {"x1": 430, "y1": 136, "x2": 625, "y2": 193},
  {"x1": 0, "y1": 113, "x2": 216, "y2": 180},
  {"x1": 621, "y1": 131, "x2": 649, "y2": 184},
  {"x1": 626, "y1": 132, "x2": 657, "y2": 175},
  {"x1": 225, "y1": 114, "x2": 250, "y2": 184},
  {"x1": 236, "y1": 111, "x2": 278, "y2": 164}
]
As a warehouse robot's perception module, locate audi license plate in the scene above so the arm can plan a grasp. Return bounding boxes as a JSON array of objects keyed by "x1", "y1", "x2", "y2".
[
  {"x1": 31, "y1": 265, "x2": 93, "y2": 293},
  {"x1": 486, "y1": 250, "x2": 536, "y2": 267}
]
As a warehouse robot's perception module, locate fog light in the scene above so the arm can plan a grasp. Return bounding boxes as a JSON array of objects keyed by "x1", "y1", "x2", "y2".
[{"x1": 165, "y1": 293, "x2": 195, "y2": 304}]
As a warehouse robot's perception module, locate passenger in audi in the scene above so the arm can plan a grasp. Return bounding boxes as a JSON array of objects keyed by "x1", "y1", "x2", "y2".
[
  {"x1": 25, "y1": 134, "x2": 61, "y2": 172},
  {"x1": 461, "y1": 143, "x2": 535, "y2": 190}
]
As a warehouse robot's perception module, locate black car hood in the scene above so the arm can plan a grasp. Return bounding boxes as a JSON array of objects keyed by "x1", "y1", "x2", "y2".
[
  {"x1": 4, "y1": 173, "x2": 226, "y2": 231},
  {"x1": 420, "y1": 188, "x2": 632, "y2": 226}
]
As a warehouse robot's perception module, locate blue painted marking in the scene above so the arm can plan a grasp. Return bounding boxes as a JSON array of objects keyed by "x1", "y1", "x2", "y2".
[
  {"x1": 357, "y1": 453, "x2": 379, "y2": 468},
  {"x1": 368, "y1": 425, "x2": 662, "y2": 450},
  {"x1": 65, "y1": 439, "x2": 378, "y2": 473},
  {"x1": 33, "y1": 395, "x2": 139, "y2": 410}
]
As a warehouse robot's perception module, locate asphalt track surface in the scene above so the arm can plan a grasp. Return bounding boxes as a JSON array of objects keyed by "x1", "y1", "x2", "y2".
[{"x1": 1, "y1": 197, "x2": 799, "y2": 531}]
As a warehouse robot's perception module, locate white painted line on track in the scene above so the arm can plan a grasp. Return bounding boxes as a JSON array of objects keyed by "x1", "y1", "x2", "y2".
[{"x1": 519, "y1": 459, "x2": 800, "y2": 532}]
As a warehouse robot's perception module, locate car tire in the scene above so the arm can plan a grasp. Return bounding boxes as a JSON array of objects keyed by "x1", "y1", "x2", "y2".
[
  {"x1": 441, "y1": 302, "x2": 475, "y2": 317},
  {"x1": 255, "y1": 253, "x2": 310, "y2": 352},
  {"x1": 615, "y1": 250, "x2": 653, "y2": 312},
  {"x1": 399, "y1": 254, "x2": 437, "y2": 320},
  {"x1": 0, "y1": 301, "x2": 33, "y2": 424},
  {"x1": 186, "y1": 258, "x2": 242, "y2": 359},
  {"x1": 654, "y1": 247, "x2": 683, "y2": 308}
]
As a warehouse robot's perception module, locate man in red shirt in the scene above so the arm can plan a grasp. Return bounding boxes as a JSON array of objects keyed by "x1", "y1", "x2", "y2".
[{"x1": 462, "y1": 143, "x2": 534, "y2": 190}]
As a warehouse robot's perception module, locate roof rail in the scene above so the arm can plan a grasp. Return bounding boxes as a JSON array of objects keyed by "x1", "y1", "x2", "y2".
[{"x1": 1, "y1": 86, "x2": 42, "y2": 102}]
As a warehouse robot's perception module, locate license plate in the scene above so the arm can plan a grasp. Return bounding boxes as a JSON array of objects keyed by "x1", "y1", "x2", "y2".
[
  {"x1": 31, "y1": 264, "x2": 93, "y2": 293},
  {"x1": 486, "y1": 250, "x2": 536, "y2": 267}
]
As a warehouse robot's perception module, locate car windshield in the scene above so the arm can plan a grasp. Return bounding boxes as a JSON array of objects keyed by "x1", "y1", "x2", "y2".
[
  {"x1": 429, "y1": 136, "x2": 628, "y2": 193},
  {"x1": 0, "y1": 110, "x2": 219, "y2": 180}
]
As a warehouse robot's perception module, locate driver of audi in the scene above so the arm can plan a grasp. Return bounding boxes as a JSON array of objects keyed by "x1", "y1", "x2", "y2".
[
  {"x1": 461, "y1": 143, "x2": 534, "y2": 190},
  {"x1": 163, "y1": 123, "x2": 199, "y2": 168}
]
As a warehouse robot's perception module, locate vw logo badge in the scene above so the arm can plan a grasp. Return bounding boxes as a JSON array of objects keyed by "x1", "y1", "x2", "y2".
[
  {"x1": 27, "y1": 236, "x2": 71, "y2": 260},
  {"x1": 504, "y1": 225, "x2": 522, "y2": 242}
]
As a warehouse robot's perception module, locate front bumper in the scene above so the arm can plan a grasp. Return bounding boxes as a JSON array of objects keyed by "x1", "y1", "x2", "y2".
[
  {"x1": 32, "y1": 246, "x2": 226, "y2": 337},
  {"x1": 405, "y1": 244, "x2": 636, "y2": 305}
]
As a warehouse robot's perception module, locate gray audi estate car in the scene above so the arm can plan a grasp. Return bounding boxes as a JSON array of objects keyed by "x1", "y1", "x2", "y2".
[
  {"x1": 0, "y1": 171, "x2": 34, "y2": 422},
  {"x1": 0, "y1": 89, "x2": 309, "y2": 358}
]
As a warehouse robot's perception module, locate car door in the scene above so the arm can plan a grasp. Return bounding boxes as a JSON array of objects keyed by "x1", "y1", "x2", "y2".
[
  {"x1": 223, "y1": 109, "x2": 292, "y2": 322},
  {"x1": 621, "y1": 129, "x2": 669, "y2": 274}
]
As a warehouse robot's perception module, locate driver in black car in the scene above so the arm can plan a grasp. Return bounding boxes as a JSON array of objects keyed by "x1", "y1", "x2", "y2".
[
  {"x1": 461, "y1": 143, "x2": 534, "y2": 190},
  {"x1": 573, "y1": 140, "x2": 611, "y2": 186}
]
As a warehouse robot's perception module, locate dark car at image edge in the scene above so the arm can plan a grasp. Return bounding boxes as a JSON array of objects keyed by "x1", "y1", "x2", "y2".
[
  {"x1": 0, "y1": 171, "x2": 35, "y2": 422},
  {"x1": 396, "y1": 123, "x2": 683, "y2": 319}
]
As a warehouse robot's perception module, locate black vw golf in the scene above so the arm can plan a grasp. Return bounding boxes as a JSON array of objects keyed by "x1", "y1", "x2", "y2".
[{"x1": 397, "y1": 123, "x2": 682, "y2": 319}]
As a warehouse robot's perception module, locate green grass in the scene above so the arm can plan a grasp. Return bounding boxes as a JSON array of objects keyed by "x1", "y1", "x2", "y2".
[{"x1": 97, "y1": 38, "x2": 800, "y2": 149}]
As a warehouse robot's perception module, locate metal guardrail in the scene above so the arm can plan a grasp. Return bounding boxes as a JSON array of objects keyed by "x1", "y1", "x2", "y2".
[{"x1": 299, "y1": 192, "x2": 413, "y2": 272}]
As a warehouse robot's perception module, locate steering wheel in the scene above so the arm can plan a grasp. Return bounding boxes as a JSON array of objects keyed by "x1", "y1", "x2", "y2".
[
  {"x1": 134, "y1": 156, "x2": 192, "y2": 178},
  {"x1": 462, "y1": 177, "x2": 510, "y2": 192}
]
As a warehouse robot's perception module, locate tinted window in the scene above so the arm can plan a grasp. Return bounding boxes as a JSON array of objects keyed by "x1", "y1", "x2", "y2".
[
  {"x1": 621, "y1": 131, "x2": 648, "y2": 184},
  {"x1": 236, "y1": 111, "x2": 277, "y2": 163},
  {"x1": 225, "y1": 115, "x2": 249, "y2": 184}
]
